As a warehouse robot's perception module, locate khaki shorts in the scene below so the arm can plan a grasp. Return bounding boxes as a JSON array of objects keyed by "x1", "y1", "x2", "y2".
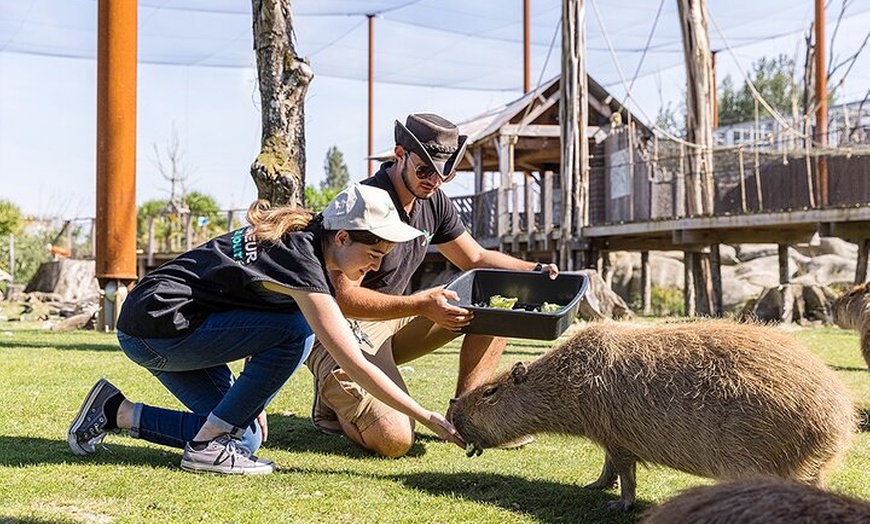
[{"x1": 307, "y1": 316, "x2": 460, "y2": 432}]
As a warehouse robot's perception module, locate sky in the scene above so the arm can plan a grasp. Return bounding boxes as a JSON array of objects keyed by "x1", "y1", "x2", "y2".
[{"x1": 0, "y1": 0, "x2": 868, "y2": 219}]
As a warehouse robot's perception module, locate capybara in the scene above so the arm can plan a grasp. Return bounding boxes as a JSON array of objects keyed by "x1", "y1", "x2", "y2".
[
  {"x1": 451, "y1": 320, "x2": 857, "y2": 511},
  {"x1": 641, "y1": 478, "x2": 870, "y2": 524},
  {"x1": 832, "y1": 281, "x2": 870, "y2": 369}
]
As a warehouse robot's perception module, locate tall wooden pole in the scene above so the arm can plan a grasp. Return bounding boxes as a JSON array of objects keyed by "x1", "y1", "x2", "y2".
[
  {"x1": 677, "y1": 0, "x2": 715, "y2": 216},
  {"x1": 96, "y1": 0, "x2": 138, "y2": 330},
  {"x1": 560, "y1": 0, "x2": 588, "y2": 271},
  {"x1": 523, "y1": 0, "x2": 531, "y2": 93},
  {"x1": 677, "y1": 0, "x2": 717, "y2": 315},
  {"x1": 814, "y1": 0, "x2": 828, "y2": 206},
  {"x1": 368, "y1": 14, "x2": 375, "y2": 177}
]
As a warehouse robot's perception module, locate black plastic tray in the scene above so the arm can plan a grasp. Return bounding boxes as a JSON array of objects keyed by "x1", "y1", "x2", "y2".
[{"x1": 444, "y1": 269, "x2": 589, "y2": 340}]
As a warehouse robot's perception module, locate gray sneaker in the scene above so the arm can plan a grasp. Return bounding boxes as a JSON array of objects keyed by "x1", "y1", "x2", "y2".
[
  {"x1": 180, "y1": 436, "x2": 275, "y2": 475},
  {"x1": 68, "y1": 378, "x2": 121, "y2": 456}
]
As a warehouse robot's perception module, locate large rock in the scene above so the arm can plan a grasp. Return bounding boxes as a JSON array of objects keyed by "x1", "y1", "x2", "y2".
[
  {"x1": 24, "y1": 259, "x2": 100, "y2": 303},
  {"x1": 576, "y1": 269, "x2": 633, "y2": 321},
  {"x1": 607, "y1": 240, "x2": 860, "y2": 315},
  {"x1": 739, "y1": 283, "x2": 837, "y2": 325},
  {"x1": 793, "y1": 237, "x2": 858, "y2": 259},
  {"x1": 794, "y1": 254, "x2": 856, "y2": 285}
]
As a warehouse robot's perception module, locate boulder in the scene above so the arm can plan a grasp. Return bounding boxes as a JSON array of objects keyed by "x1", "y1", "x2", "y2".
[
  {"x1": 739, "y1": 283, "x2": 836, "y2": 325},
  {"x1": 24, "y1": 259, "x2": 100, "y2": 302},
  {"x1": 576, "y1": 269, "x2": 634, "y2": 321}
]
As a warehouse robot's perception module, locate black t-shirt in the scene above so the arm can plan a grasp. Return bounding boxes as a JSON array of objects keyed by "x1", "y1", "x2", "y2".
[
  {"x1": 117, "y1": 225, "x2": 332, "y2": 338},
  {"x1": 360, "y1": 164, "x2": 466, "y2": 294}
]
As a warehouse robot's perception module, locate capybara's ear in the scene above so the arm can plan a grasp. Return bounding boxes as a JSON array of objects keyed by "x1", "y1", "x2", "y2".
[{"x1": 511, "y1": 362, "x2": 528, "y2": 384}]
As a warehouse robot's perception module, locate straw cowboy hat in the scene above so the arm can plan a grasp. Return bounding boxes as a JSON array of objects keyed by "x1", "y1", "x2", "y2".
[{"x1": 394, "y1": 113, "x2": 468, "y2": 180}]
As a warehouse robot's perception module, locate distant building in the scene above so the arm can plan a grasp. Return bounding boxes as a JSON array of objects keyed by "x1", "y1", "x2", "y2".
[{"x1": 713, "y1": 99, "x2": 870, "y2": 149}]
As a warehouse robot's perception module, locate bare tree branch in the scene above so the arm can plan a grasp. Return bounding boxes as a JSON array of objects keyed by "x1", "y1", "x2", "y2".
[{"x1": 848, "y1": 88, "x2": 870, "y2": 141}]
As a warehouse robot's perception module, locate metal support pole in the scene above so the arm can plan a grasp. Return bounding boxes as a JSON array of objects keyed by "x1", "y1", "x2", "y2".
[
  {"x1": 523, "y1": 0, "x2": 530, "y2": 93},
  {"x1": 367, "y1": 14, "x2": 375, "y2": 177},
  {"x1": 96, "y1": 0, "x2": 138, "y2": 331}
]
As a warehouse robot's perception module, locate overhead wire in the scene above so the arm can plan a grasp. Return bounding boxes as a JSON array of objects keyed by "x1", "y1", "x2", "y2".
[
  {"x1": 627, "y1": 0, "x2": 667, "y2": 97},
  {"x1": 590, "y1": 0, "x2": 870, "y2": 158},
  {"x1": 589, "y1": 0, "x2": 699, "y2": 148},
  {"x1": 707, "y1": 9, "x2": 809, "y2": 141}
]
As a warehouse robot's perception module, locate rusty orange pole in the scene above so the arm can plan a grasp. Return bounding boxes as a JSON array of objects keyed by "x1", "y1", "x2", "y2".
[
  {"x1": 814, "y1": 0, "x2": 828, "y2": 206},
  {"x1": 523, "y1": 0, "x2": 530, "y2": 93},
  {"x1": 367, "y1": 14, "x2": 375, "y2": 177},
  {"x1": 96, "y1": 0, "x2": 138, "y2": 329},
  {"x1": 711, "y1": 50, "x2": 718, "y2": 129}
]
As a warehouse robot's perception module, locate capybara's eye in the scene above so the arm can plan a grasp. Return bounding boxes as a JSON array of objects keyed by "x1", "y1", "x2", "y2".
[{"x1": 482, "y1": 386, "x2": 499, "y2": 398}]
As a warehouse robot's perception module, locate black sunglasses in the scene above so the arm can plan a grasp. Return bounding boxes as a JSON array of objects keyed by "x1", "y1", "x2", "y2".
[{"x1": 409, "y1": 153, "x2": 456, "y2": 183}]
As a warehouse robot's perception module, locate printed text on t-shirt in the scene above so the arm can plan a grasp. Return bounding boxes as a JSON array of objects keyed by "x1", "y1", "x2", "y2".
[{"x1": 231, "y1": 228, "x2": 258, "y2": 265}]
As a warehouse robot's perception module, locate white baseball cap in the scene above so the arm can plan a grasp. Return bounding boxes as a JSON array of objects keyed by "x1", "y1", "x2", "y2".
[{"x1": 321, "y1": 184, "x2": 425, "y2": 243}]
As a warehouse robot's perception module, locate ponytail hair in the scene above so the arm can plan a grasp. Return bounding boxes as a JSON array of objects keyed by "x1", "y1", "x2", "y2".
[{"x1": 245, "y1": 199, "x2": 315, "y2": 243}]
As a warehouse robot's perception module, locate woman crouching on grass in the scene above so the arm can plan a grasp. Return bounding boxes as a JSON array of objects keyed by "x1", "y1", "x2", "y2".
[{"x1": 67, "y1": 184, "x2": 464, "y2": 474}]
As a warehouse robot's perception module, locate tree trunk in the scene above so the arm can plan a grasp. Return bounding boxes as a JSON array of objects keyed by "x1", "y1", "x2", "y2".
[
  {"x1": 678, "y1": 0, "x2": 716, "y2": 316},
  {"x1": 559, "y1": 0, "x2": 588, "y2": 271},
  {"x1": 677, "y1": 0, "x2": 715, "y2": 216},
  {"x1": 250, "y1": 0, "x2": 313, "y2": 207}
]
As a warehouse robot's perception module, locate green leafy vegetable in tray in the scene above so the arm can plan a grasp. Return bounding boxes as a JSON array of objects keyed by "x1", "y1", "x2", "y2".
[
  {"x1": 487, "y1": 295, "x2": 518, "y2": 309},
  {"x1": 473, "y1": 295, "x2": 563, "y2": 312},
  {"x1": 539, "y1": 302, "x2": 562, "y2": 312}
]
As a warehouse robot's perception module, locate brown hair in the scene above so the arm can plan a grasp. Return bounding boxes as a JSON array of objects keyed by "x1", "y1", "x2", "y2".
[
  {"x1": 245, "y1": 199, "x2": 389, "y2": 247},
  {"x1": 245, "y1": 199, "x2": 315, "y2": 243}
]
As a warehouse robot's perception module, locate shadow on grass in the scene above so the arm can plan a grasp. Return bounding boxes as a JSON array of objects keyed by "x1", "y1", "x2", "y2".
[
  {"x1": 280, "y1": 465, "x2": 644, "y2": 524},
  {"x1": 830, "y1": 365, "x2": 870, "y2": 373},
  {"x1": 267, "y1": 413, "x2": 430, "y2": 458},
  {"x1": 0, "y1": 436, "x2": 181, "y2": 470},
  {"x1": 0, "y1": 338, "x2": 120, "y2": 353},
  {"x1": 0, "y1": 517, "x2": 83, "y2": 524},
  {"x1": 395, "y1": 471, "x2": 645, "y2": 524}
]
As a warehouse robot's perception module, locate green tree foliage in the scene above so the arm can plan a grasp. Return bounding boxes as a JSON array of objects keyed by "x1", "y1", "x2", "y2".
[
  {"x1": 0, "y1": 228, "x2": 55, "y2": 286},
  {"x1": 0, "y1": 200, "x2": 24, "y2": 236},
  {"x1": 0, "y1": 201, "x2": 49, "y2": 287},
  {"x1": 304, "y1": 186, "x2": 341, "y2": 213},
  {"x1": 322, "y1": 145, "x2": 350, "y2": 191},
  {"x1": 717, "y1": 54, "x2": 804, "y2": 126},
  {"x1": 655, "y1": 101, "x2": 686, "y2": 137},
  {"x1": 137, "y1": 192, "x2": 227, "y2": 253}
]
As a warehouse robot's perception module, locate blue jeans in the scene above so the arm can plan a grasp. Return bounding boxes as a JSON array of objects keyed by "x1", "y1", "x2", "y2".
[{"x1": 117, "y1": 309, "x2": 314, "y2": 452}]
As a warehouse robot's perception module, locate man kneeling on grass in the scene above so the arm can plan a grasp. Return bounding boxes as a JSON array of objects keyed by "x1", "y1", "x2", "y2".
[{"x1": 67, "y1": 185, "x2": 464, "y2": 475}]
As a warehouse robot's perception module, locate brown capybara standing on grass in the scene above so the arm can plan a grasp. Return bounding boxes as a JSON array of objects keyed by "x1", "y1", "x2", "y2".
[
  {"x1": 832, "y1": 281, "x2": 870, "y2": 369},
  {"x1": 641, "y1": 478, "x2": 870, "y2": 524},
  {"x1": 451, "y1": 320, "x2": 857, "y2": 512}
]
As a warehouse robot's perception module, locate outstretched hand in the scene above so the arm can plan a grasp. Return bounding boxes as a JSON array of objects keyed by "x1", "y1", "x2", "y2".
[
  {"x1": 417, "y1": 288, "x2": 472, "y2": 331},
  {"x1": 423, "y1": 411, "x2": 466, "y2": 449},
  {"x1": 537, "y1": 263, "x2": 560, "y2": 280}
]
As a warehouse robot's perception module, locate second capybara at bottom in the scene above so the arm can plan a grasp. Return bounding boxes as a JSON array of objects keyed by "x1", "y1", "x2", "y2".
[
  {"x1": 451, "y1": 320, "x2": 857, "y2": 511},
  {"x1": 641, "y1": 478, "x2": 870, "y2": 524}
]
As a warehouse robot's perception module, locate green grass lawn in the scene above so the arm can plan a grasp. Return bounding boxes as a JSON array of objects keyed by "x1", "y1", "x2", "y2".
[{"x1": 0, "y1": 320, "x2": 868, "y2": 524}]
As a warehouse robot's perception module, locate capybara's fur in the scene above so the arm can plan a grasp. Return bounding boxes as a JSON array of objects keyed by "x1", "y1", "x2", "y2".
[
  {"x1": 451, "y1": 320, "x2": 857, "y2": 511},
  {"x1": 641, "y1": 478, "x2": 870, "y2": 524},
  {"x1": 832, "y1": 281, "x2": 870, "y2": 369}
]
